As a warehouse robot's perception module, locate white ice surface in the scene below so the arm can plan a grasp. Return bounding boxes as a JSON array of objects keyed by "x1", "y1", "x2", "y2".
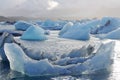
[{"x1": 15, "y1": 31, "x2": 100, "y2": 60}]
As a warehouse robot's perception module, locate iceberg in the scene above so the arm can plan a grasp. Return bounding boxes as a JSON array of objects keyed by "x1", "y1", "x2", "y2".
[
  {"x1": 36, "y1": 21, "x2": 43, "y2": 25},
  {"x1": 87, "y1": 20, "x2": 100, "y2": 34},
  {"x1": 59, "y1": 19, "x2": 100, "y2": 40},
  {"x1": 41, "y1": 19, "x2": 55, "y2": 28},
  {"x1": 104, "y1": 28, "x2": 120, "y2": 39},
  {"x1": 4, "y1": 37, "x2": 115, "y2": 76},
  {"x1": 59, "y1": 22, "x2": 73, "y2": 36},
  {"x1": 39, "y1": 20, "x2": 67, "y2": 30},
  {"x1": 60, "y1": 23, "x2": 90, "y2": 40},
  {"x1": 83, "y1": 41, "x2": 115, "y2": 72},
  {"x1": 96, "y1": 17, "x2": 120, "y2": 34},
  {"x1": 14, "y1": 21, "x2": 33, "y2": 31},
  {"x1": 64, "y1": 41, "x2": 115, "y2": 74},
  {"x1": 4, "y1": 43, "x2": 70, "y2": 76},
  {"x1": 21, "y1": 26, "x2": 47, "y2": 41},
  {"x1": 41, "y1": 19, "x2": 60, "y2": 30}
]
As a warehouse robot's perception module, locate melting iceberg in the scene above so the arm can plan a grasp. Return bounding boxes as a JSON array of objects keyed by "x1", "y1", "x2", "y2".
[{"x1": 4, "y1": 36, "x2": 115, "y2": 76}]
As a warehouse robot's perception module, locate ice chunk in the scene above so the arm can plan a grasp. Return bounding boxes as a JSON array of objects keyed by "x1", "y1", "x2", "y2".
[
  {"x1": 104, "y1": 28, "x2": 120, "y2": 39},
  {"x1": 60, "y1": 23, "x2": 90, "y2": 40},
  {"x1": 40, "y1": 19, "x2": 67, "y2": 30},
  {"x1": 14, "y1": 21, "x2": 33, "y2": 31},
  {"x1": 4, "y1": 40, "x2": 115, "y2": 76},
  {"x1": 97, "y1": 17, "x2": 120, "y2": 34},
  {"x1": 96, "y1": 28, "x2": 120, "y2": 40},
  {"x1": 41, "y1": 19, "x2": 55, "y2": 28},
  {"x1": 4, "y1": 43, "x2": 25, "y2": 74},
  {"x1": 4, "y1": 43, "x2": 68, "y2": 76},
  {"x1": 66, "y1": 41, "x2": 115, "y2": 74},
  {"x1": 4, "y1": 43, "x2": 54, "y2": 75},
  {"x1": 21, "y1": 26, "x2": 47, "y2": 41},
  {"x1": 59, "y1": 22, "x2": 73, "y2": 36},
  {"x1": 83, "y1": 41, "x2": 115, "y2": 72},
  {"x1": 87, "y1": 20, "x2": 100, "y2": 34}
]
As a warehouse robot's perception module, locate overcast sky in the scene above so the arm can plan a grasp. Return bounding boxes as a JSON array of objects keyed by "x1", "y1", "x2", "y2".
[{"x1": 0, "y1": 0, "x2": 120, "y2": 19}]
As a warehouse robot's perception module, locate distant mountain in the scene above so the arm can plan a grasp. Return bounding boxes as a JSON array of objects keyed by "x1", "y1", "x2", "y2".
[
  {"x1": 0, "y1": 16, "x2": 35, "y2": 22},
  {"x1": 0, "y1": 16, "x2": 8, "y2": 21}
]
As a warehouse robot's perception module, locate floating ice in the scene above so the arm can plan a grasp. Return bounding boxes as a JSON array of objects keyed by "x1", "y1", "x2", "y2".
[
  {"x1": 60, "y1": 23, "x2": 90, "y2": 40},
  {"x1": 103, "y1": 28, "x2": 120, "y2": 39},
  {"x1": 64, "y1": 41, "x2": 115, "y2": 74},
  {"x1": 21, "y1": 26, "x2": 47, "y2": 41},
  {"x1": 4, "y1": 43, "x2": 25, "y2": 74},
  {"x1": 41, "y1": 19, "x2": 56, "y2": 28},
  {"x1": 4, "y1": 43, "x2": 69, "y2": 76},
  {"x1": 0, "y1": 18, "x2": 117, "y2": 77},
  {"x1": 86, "y1": 20, "x2": 100, "y2": 34},
  {"x1": 59, "y1": 22, "x2": 73, "y2": 36},
  {"x1": 83, "y1": 41, "x2": 115, "y2": 72},
  {"x1": 14, "y1": 21, "x2": 33, "y2": 31},
  {"x1": 4, "y1": 39, "x2": 115, "y2": 76},
  {"x1": 96, "y1": 17, "x2": 120, "y2": 34},
  {"x1": 40, "y1": 20, "x2": 67, "y2": 30}
]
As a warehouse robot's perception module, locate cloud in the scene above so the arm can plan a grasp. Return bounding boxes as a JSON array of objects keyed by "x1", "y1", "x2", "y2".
[
  {"x1": 0, "y1": 0, "x2": 26, "y2": 9},
  {"x1": 47, "y1": 0, "x2": 59, "y2": 10},
  {"x1": 0, "y1": 0, "x2": 120, "y2": 18}
]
